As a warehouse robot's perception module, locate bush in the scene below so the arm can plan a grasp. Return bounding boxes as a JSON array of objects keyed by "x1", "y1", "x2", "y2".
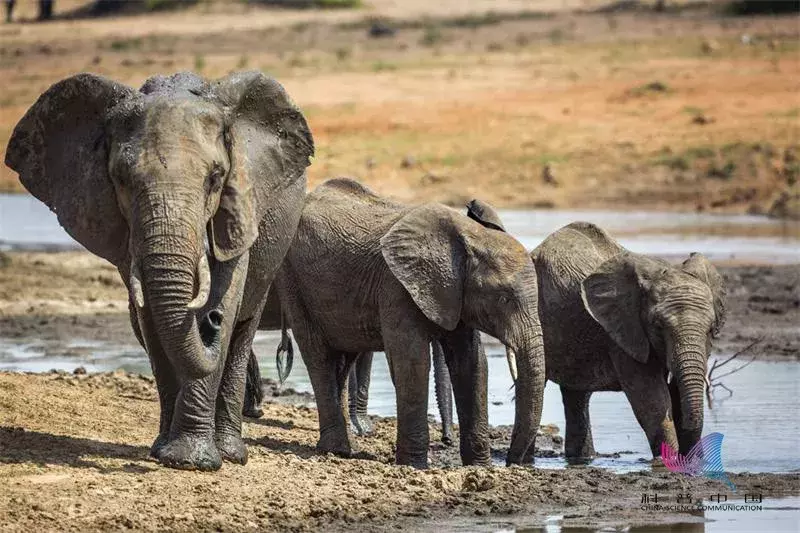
[{"x1": 725, "y1": 1, "x2": 799, "y2": 15}]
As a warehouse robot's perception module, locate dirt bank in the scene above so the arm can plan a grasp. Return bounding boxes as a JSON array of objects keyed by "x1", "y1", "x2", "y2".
[
  {"x1": 1, "y1": 4, "x2": 798, "y2": 214},
  {"x1": 1, "y1": 252, "x2": 797, "y2": 360},
  {"x1": 1, "y1": 371, "x2": 798, "y2": 532}
]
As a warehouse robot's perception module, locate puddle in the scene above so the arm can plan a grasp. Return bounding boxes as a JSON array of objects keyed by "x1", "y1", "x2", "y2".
[{"x1": 507, "y1": 496, "x2": 800, "y2": 532}]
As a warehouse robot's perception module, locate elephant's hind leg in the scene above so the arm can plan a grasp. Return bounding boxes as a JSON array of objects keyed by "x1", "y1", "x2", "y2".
[
  {"x1": 562, "y1": 387, "x2": 596, "y2": 462},
  {"x1": 242, "y1": 350, "x2": 265, "y2": 419},
  {"x1": 308, "y1": 346, "x2": 355, "y2": 457},
  {"x1": 432, "y1": 340, "x2": 454, "y2": 446},
  {"x1": 348, "y1": 352, "x2": 374, "y2": 436}
]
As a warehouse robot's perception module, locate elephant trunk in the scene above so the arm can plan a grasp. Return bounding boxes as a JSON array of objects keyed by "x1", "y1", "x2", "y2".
[
  {"x1": 134, "y1": 197, "x2": 222, "y2": 382},
  {"x1": 670, "y1": 331, "x2": 708, "y2": 454},
  {"x1": 506, "y1": 321, "x2": 546, "y2": 465}
]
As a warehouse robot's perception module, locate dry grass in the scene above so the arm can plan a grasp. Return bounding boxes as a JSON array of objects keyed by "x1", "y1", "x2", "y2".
[{"x1": 1, "y1": 2, "x2": 798, "y2": 213}]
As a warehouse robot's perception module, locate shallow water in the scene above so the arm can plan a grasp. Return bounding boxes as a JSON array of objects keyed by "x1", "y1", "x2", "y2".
[
  {"x1": 1, "y1": 192, "x2": 799, "y2": 474},
  {"x1": 2, "y1": 193, "x2": 799, "y2": 262},
  {"x1": 2, "y1": 331, "x2": 798, "y2": 474},
  {"x1": 507, "y1": 496, "x2": 800, "y2": 533}
]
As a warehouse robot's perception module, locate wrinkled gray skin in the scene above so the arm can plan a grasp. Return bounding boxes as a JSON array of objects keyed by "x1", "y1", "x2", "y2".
[
  {"x1": 531, "y1": 222, "x2": 726, "y2": 460},
  {"x1": 254, "y1": 179, "x2": 544, "y2": 468},
  {"x1": 5, "y1": 71, "x2": 313, "y2": 471}
]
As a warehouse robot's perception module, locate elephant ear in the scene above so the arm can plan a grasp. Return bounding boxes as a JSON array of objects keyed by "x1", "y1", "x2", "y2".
[
  {"x1": 4, "y1": 73, "x2": 136, "y2": 266},
  {"x1": 466, "y1": 198, "x2": 506, "y2": 232},
  {"x1": 381, "y1": 204, "x2": 466, "y2": 331},
  {"x1": 210, "y1": 71, "x2": 314, "y2": 261},
  {"x1": 682, "y1": 252, "x2": 727, "y2": 337},
  {"x1": 581, "y1": 253, "x2": 651, "y2": 363}
]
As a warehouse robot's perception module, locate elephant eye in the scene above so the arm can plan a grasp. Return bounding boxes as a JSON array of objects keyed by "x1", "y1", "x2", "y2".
[
  {"x1": 208, "y1": 163, "x2": 225, "y2": 192},
  {"x1": 277, "y1": 127, "x2": 288, "y2": 140}
]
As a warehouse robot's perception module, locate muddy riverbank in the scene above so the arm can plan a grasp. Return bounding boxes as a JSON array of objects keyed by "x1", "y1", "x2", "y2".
[
  {"x1": 0, "y1": 371, "x2": 798, "y2": 532},
  {"x1": 1, "y1": 252, "x2": 797, "y2": 360}
]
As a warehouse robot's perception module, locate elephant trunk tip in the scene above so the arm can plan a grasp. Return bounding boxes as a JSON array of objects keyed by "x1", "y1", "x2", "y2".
[{"x1": 200, "y1": 309, "x2": 223, "y2": 347}]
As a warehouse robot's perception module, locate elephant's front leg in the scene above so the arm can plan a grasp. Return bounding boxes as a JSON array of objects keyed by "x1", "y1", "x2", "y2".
[
  {"x1": 214, "y1": 316, "x2": 261, "y2": 465},
  {"x1": 382, "y1": 312, "x2": 432, "y2": 468},
  {"x1": 439, "y1": 326, "x2": 490, "y2": 466},
  {"x1": 128, "y1": 303, "x2": 178, "y2": 459},
  {"x1": 348, "y1": 352, "x2": 374, "y2": 436},
  {"x1": 159, "y1": 254, "x2": 246, "y2": 471},
  {"x1": 561, "y1": 387, "x2": 596, "y2": 462},
  {"x1": 611, "y1": 349, "x2": 678, "y2": 458}
]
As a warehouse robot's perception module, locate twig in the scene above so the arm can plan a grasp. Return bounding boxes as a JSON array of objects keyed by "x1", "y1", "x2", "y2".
[{"x1": 705, "y1": 337, "x2": 762, "y2": 409}]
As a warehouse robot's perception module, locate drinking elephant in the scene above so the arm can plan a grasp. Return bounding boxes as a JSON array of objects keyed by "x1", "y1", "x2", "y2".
[
  {"x1": 5, "y1": 71, "x2": 314, "y2": 471},
  {"x1": 532, "y1": 222, "x2": 725, "y2": 460},
  {"x1": 251, "y1": 178, "x2": 544, "y2": 468}
]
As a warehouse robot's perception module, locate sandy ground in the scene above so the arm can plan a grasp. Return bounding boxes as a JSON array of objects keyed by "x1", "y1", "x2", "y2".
[
  {"x1": 1, "y1": 370, "x2": 798, "y2": 532},
  {"x1": 0, "y1": 251, "x2": 798, "y2": 528},
  {"x1": 1, "y1": 251, "x2": 797, "y2": 359},
  {"x1": 1, "y1": 2, "x2": 798, "y2": 214}
]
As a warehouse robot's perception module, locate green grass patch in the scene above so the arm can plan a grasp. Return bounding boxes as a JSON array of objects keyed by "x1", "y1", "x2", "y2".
[
  {"x1": 109, "y1": 38, "x2": 143, "y2": 51},
  {"x1": 628, "y1": 80, "x2": 671, "y2": 97}
]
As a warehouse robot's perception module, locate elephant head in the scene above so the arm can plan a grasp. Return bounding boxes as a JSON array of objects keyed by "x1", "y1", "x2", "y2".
[
  {"x1": 581, "y1": 252, "x2": 725, "y2": 453},
  {"x1": 381, "y1": 202, "x2": 545, "y2": 465},
  {"x1": 5, "y1": 71, "x2": 314, "y2": 381}
]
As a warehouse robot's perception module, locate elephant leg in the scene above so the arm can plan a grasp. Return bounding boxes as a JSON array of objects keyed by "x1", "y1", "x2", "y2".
[
  {"x1": 242, "y1": 349, "x2": 265, "y2": 419},
  {"x1": 432, "y1": 340, "x2": 454, "y2": 446},
  {"x1": 561, "y1": 387, "x2": 595, "y2": 461},
  {"x1": 384, "y1": 333, "x2": 431, "y2": 469},
  {"x1": 306, "y1": 345, "x2": 353, "y2": 456},
  {"x1": 129, "y1": 303, "x2": 178, "y2": 459},
  {"x1": 613, "y1": 351, "x2": 678, "y2": 458},
  {"x1": 348, "y1": 352, "x2": 373, "y2": 436},
  {"x1": 159, "y1": 369, "x2": 225, "y2": 471},
  {"x1": 438, "y1": 326, "x2": 490, "y2": 466},
  {"x1": 214, "y1": 316, "x2": 261, "y2": 465}
]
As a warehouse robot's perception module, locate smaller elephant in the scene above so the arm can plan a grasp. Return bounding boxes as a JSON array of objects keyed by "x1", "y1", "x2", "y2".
[{"x1": 532, "y1": 222, "x2": 726, "y2": 461}]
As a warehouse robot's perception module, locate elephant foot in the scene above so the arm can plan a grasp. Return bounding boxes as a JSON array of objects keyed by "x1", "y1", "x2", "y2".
[
  {"x1": 216, "y1": 433, "x2": 248, "y2": 465},
  {"x1": 395, "y1": 452, "x2": 429, "y2": 469},
  {"x1": 317, "y1": 429, "x2": 353, "y2": 458},
  {"x1": 149, "y1": 433, "x2": 169, "y2": 459},
  {"x1": 158, "y1": 434, "x2": 222, "y2": 472},
  {"x1": 441, "y1": 429, "x2": 455, "y2": 447},
  {"x1": 349, "y1": 414, "x2": 373, "y2": 436},
  {"x1": 242, "y1": 403, "x2": 264, "y2": 419}
]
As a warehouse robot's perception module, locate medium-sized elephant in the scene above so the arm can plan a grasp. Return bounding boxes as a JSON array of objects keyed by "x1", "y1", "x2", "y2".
[
  {"x1": 256, "y1": 179, "x2": 544, "y2": 468},
  {"x1": 6, "y1": 71, "x2": 313, "y2": 471},
  {"x1": 242, "y1": 198, "x2": 513, "y2": 443},
  {"x1": 532, "y1": 222, "x2": 726, "y2": 460}
]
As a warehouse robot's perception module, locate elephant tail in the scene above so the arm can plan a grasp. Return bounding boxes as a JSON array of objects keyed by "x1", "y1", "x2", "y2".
[{"x1": 276, "y1": 312, "x2": 294, "y2": 384}]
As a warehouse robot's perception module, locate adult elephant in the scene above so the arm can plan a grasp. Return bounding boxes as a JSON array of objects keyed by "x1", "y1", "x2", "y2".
[
  {"x1": 253, "y1": 179, "x2": 544, "y2": 468},
  {"x1": 5, "y1": 71, "x2": 314, "y2": 471},
  {"x1": 532, "y1": 222, "x2": 725, "y2": 460}
]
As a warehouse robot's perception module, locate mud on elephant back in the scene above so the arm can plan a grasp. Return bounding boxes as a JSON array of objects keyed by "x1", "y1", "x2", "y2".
[{"x1": 4, "y1": 70, "x2": 314, "y2": 471}]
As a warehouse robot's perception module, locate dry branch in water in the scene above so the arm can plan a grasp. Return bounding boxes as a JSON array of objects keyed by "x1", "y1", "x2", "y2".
[{"x1": 705, "y1": 338, "x2": 761, "y2": 409}]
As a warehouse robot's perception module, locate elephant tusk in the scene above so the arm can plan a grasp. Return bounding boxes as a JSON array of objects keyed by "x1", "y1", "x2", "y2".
[
  {"x1": 667, "y1": 371, "x2": 673, "y2": 385},
  {"x1": 506, "y1": 346, "x2": 518, "y2": 382},
  {"x1": 187, "y1": 254, "x2": 211, "y2": 310},
  {"x1": 130, "y1": 259, "x2": 145, "y2": 309}
]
